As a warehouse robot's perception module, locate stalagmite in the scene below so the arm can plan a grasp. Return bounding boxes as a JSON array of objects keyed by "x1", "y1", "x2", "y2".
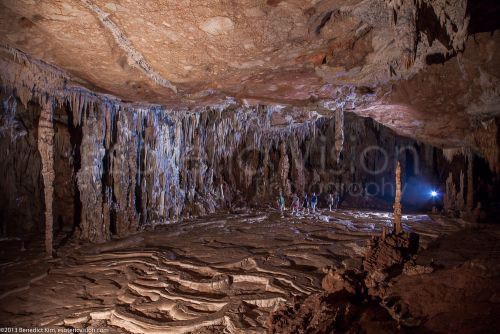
[
  {"x1": 393, "y1": 161, "x2": 402, "y2": 234},
  {"x1": 278, "y1": 142, "x2": 291, "y2": 196},
  {"x1": 0, "y1": 1, "x2": 499, "y2": 332},
  {"x1": 444, "y1": 172, "x2": 462, "y2": 214},
  {"x1": 457, "y1": 170, "x2": 465, "y2": 210},
  {"x1": 37, "y1": 98, "x2": 55, "y2": 257},
  {"x1": 444, "y1": 173, "x2": 451, "y2": 211}
]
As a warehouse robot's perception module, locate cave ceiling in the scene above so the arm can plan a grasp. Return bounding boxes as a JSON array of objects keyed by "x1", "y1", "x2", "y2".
[{"x1": 0, "y1": 0, "x2": 499, "y2": 156}]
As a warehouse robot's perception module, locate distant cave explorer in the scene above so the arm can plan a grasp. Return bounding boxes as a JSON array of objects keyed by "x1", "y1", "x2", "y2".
[
  {"x1": 278, "y1": 192, "x2": 285, "y2": 216},
  {"x1": 328, "y1": 191, "x2": 339, "y2": 211},
  {"x1": 327, "y1": 193, "x2": 334, "y2": 211},
  {"x1": 311, "y1": 192, "x2": 318, "y2": 213}
]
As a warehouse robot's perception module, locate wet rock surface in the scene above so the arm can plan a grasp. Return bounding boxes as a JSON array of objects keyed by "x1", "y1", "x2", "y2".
[
  {"x1": 267, "y1": 224, "x2": 500, "y2": 333},
  {"x1": 0, "y1": 1, "x2": 498, "y2": 332},
  {"x1": 363, "y1": 232, "x2": 419, "y2": 296},
  {"x1": 268, "y1": 290, "x2": 400, "y2": 334},
  {"x1": 0, "y1": 209, "x2": 480, "y2": 333},
  {"x1": 386, "y1": 226, "x2": 500, "y2": 333}
]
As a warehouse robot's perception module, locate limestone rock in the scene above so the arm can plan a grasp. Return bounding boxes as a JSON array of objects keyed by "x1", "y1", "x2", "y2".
[
  {"x1": 363, "y1": 232, "x2": 419, "y2": 296},
  {"x1": 267, "y1": 290, "x2": 399, "y2": 334},
  {"x1": 321, "y1": 267, "x2": 363, "y2": 295}
]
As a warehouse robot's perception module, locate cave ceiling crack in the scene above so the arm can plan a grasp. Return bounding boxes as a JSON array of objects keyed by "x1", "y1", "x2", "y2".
[{"x1": 79, "y1": 0, "x2": 178, "y2": 94}]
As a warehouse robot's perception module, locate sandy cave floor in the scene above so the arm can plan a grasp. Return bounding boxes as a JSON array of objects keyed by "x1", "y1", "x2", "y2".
[{"x1": 0, "y1": 208, "x2": 495, "y2": 333}]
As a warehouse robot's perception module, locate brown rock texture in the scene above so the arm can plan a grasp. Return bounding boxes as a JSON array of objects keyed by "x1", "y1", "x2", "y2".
[
  {"x1": 267, "y1": 290, "x2": 400, "y2": 334},
  {"x1": 321, "y1": 268, "x2": 364, "y2": 295},
  {"x1": 0, "y1": 0, "x2": 498, "y2": 168},
  {"x1": 1, "y1": 73, "x2": 499, "y2": 242},
  {"x1": 393, "y1": 161, "x2": 402, "y2": 234},
  {"x1": 0, "y1": 3, "x2": 499, "y2": 241},
  {"x1": 0, "y1": 2, "x2": 498, "y2": 332},
  {"x1": 363, "y1": 232, "x2": 419, "y2": 296},
  {"x1": 267, "y1": 225, "x2": 499, "y2": 333},
  {"x1": 37, "y1": 98, "x2": 55, "y2": 256},
  {"x1": 385, "y1": 227, "x2": 500, "y2": 333}
]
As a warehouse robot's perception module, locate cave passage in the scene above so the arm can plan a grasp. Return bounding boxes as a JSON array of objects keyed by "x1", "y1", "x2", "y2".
[{"x1": 1, "y1": 0, "x2": 500, "y2": 333}]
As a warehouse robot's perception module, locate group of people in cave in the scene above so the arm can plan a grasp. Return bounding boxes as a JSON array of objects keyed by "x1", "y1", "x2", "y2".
[{"x1": 277, "y1": 190, "x2": 340, "y2": 216}]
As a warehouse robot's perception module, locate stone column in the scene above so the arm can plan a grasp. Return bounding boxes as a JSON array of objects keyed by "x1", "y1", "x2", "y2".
[
  {"x1": 278, "y1": 142, "x2": 291, "y2": 196},
  {"x1": 38, "y1": 99, "x2": 55, "y2": 257},
  {"x1": 393, "y1": 161, "x2": 402, "y2": 234}
]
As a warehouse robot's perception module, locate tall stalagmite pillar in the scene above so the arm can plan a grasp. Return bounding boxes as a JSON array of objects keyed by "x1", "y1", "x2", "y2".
[
  {"x1": 393, "y1": 161, "x2": 403, "y2": 234},
  {"x1": 38, "y1": 98, "x2": 55, "y2": 257},
  {"x1": 278, "y1": 142, "x2": 291, "y2": 196}
]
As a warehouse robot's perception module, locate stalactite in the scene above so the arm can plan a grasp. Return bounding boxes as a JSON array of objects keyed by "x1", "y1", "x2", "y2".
[
  {"x1": 278, "y1": 142, "x2": 291, "y2": 196},
  {"x1": 443, "y1": 148, "x2": 461, "y2": 162},
  {"x1": 261, "y1": 146, "x2": 270, "y2": 197},
  {"x1": 77, "y1": 104, "x2": 109, "y2": 243},
  {"x1": 473, "y1": 119, "x2": 499, "y2": 174},
  {"x1": 112, "y1": 108, "x2": 139, "y2": 235},
  {"x1": 289, "y1": 137, "x2": 305, "y2": 195},
  {"x1": 393, "y1": 161, "x2": 402, "y2": 234},
  {"x1": 388, "y1": 0, "x2": 417, "y2": 68},
  {"x1": 38, "y1": 97, "x2": 55, "y2": 256}
]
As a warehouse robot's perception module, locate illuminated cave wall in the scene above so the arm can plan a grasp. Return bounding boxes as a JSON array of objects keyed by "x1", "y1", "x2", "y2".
[{"x1": 1, "y1": 89, "x2": 498, "y2": 242}]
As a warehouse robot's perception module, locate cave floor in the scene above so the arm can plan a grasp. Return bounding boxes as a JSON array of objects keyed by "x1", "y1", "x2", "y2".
[{"x1": 0, "y1": 209, "x2": 489, "y2": 333}]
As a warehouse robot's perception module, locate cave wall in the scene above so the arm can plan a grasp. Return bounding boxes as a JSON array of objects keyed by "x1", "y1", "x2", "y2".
[
  {"x1": 2, "y1": 87, "x2": 497, "y2": 243},
  {"x1": 0, "y1": 44, "x2": 498, "y2": 243},
  {"x1": 0, "y1": 94, "x2": 77, "y2": 238},
  {"x1": 0, "y1": 96, "x2": 43, "y2": 236}
]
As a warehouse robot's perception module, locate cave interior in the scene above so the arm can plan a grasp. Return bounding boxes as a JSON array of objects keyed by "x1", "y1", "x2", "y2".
[{"x1": 0, "y1": 0, "x2": 499, "y2": 333}]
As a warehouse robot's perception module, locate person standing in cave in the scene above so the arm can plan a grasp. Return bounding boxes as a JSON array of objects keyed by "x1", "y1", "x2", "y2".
[
  {"x1": 303, "y1": 193, "x2": 309, "y2": 214},
  {"x1": 334, "y1": 190, "x2": 340, "y2": 209},
  {"x1": 291, "y1": 193, "x2": 300, "y2": 215},
  {"x1": 330, "y1": 189, "x2": 340, "y2": 211},
  {"x1": 277, "y1": 191, "x2": 285, "y2": 216},
  {"x1": 311, "y1": 192, "x2": 318, "y2": 213},
  {"x1": 327, "y1": 192, "x2": 334, "y2": 211}
]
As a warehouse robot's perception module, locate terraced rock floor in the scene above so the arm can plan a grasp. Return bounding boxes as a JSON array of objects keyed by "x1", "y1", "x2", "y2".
[{"x1": 0, "y1": 209, "x2": 475, "y2": 333}]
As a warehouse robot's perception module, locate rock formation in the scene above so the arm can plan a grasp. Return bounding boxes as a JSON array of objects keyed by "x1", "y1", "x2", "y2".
[
  {"x1": 7, "y1": 44, "x2": 493, "y2": 241},
  {"x1": 363, "y1": 232, "x2": 420, "y2": 297},
  {"x1": 393, "y1": 161, "x2": 402, "y2": 234},
  {"x1": 267, "y1": 290, "x2": 399, "y2": 334},
  {"x1": 37, "y1": 98, "x2": 55, "y2": 256},
  {"x1": 0, "y1": 1, "x2": 499, "y2": 332},
  {"x1": 0, "y1": 0, "x2": 497, "y2": 163},
  {"x1": 268, "y1": 227, "x2": 422, "y2": 332}
]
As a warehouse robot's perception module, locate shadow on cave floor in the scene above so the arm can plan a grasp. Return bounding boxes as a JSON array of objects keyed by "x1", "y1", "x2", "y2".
[{"x1": 0, "y1": 208, "x2": 497, "y2": 333}]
